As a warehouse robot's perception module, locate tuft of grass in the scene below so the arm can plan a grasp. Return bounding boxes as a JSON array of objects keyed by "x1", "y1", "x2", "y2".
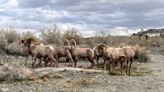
[
  {"x1": 4, "y1": 29, "x2": 19, "y2": 44},
  {"x1": 108, "y1": 71, "x2": 122, "y2": 76},
  {"x1": 79, "y1": 78, "x2": 94, "y2": 87},
  {"x1": 0, "y1": 31, "x2": 8, "y2": 50},
  {"x1": 0, "y1": 65, "x2": 33, "y2": 81},
  {"x1": 137, "y1": 46, "x2": 150, "y2": 63},
  {"x1": 130, "y1": 64, "x2": 152, "y2": 76},
  {"x1": 107, "y1": 64, "x2": 152, "y2": 76}
]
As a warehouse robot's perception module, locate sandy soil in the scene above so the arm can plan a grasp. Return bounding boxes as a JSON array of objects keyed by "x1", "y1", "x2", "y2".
[{"x1": 0, "y1": 53, "x2": 164, "y2": 92}]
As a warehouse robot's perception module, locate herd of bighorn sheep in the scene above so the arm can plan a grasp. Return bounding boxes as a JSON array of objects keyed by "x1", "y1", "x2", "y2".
[{"x1": 19, "y1": 37, "x2": 139, "y2": 75}]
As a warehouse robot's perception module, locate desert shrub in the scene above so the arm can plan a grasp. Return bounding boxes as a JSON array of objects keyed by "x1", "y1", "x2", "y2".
[
  {"x1": 160, "y1": 33, "x2": 164, "y2": 39},
  {"x1": 21, "y1": 31, "x2": 36, "y2": 39},
  {"x1": 137, "y1": 47, "x2": 150, "y2": 63},
  {"x1": 3, "y1": 28, "x2": 20, "y2": 44},
  {"x1": 129, "y1": 37, "x2": 149, "y2": 47},
  {"x1": 0, "y1": 31, "x2": 8, "y2": 49},
  {"x1": 85, "y1": 37, "x2": 97, "y2": 47},
  {"x1": 93, "y1": 31, "x2": 110, "y2": 45},
  {"x1": 63, "y1": 28, "x2": 82, "y2": 45},
  {"x1": 4, "y1": 42, "x2": 26, "y2": 57},
  {"x1": 40, "y1": 25, "x2": 62, "y2": 45},
  {"x1": 0, "y1": 66, "x2": 33, "y2": 81}
]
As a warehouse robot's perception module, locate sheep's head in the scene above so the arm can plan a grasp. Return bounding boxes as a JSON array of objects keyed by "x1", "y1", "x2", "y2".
[
  {"x1": 23, "y1": 37, "x2": 40, "y2": 47},
  {"x1": 132, "y1": 45, "x2": 140, "y2": 59},
  {"x1": 97, "y1": 44, "x2": 107, "y2": 55}
]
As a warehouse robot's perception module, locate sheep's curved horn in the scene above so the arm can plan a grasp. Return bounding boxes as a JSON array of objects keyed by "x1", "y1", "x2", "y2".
[
  {"x1": 97, "y1": 43, "x2": 107, "y2": 49},
  {"x1": 64, "y1": 39, "x2": 70, "y2": 46},
  {"x1": 70, "y1": 39, "x2": 77, "y2": 47}
]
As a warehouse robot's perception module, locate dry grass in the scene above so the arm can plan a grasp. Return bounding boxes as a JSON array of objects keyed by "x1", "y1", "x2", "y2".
[
  {"x1": 137, "y1": 46, "x2": 150, "y2": 63},
  {"x1": 107, "y1": 64, "x2": 152, "y2": 76},
  {"x1": 0, "y1": 31, "x2": 8, "y2": 49},
  {"x1": 81, "y1": 78, "x2": 94, "y2": 86},
  {"x1": 4, "y1": 29, "x2": 19, "y2": 44},
  {"x1": 0, "y1": 65, "x2": 33, "y2": 81},
  {"x1": 130, "y1": 64, "x2": 152, "y2": 76}
]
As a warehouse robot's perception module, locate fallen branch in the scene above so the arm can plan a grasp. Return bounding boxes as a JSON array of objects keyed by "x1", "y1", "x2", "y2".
[{"x1": 34, "y1": 67, "x2": 108, "y2": 75}]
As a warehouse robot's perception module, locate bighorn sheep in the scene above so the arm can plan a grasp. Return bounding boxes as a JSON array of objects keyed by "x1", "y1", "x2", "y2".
[
  {"x1": 123, "y1": 45, "x2": 139, "y2": 75},
  {"x1": 97, "y1": 44, "x2": 127, "y2": 73},
  {"x1": 93, "y1": 44, "x2": 105, "y2": 66},
  {"x1": 22, "y1": 37, "x2": 58, "y2": 67},
  {"x1": 53, "y1": 46, "x2": 74, "y2": 67},
  {"x1": 70, "y1": 47, "x2": 95, "y2": 68},
  {"x1": 19, "y1": 39, "x2": 33, "y2": 65},
  {"x1": 64, "y1": 39, "x2": 95, "y2": 68}
]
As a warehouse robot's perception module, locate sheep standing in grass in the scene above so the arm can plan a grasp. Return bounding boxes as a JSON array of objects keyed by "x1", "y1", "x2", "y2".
[
  {"x1": 19, "y1": 39, "x2": 33, "y2": 65},
  {"x1": 97, "y1": 44, "x2": 127, "y2": 73},
  {"x1": 53, "y1": 46, "x2": 74, "y2": 67},
  {"x1": 22, "y1": 37, "x2": 58, "y2": 67},
  {"x1": 65, "y1": 39, "x2": 95, "y2": 68},
  {"x1": 70, "y1": 47, "x2": 95, "y2": 68},
  {"x1": 123, "y1": 45, "x2": 139, "y2": 75},
  {"x1": 93, "y1": 44, "x2": 104, "y2": 67}
]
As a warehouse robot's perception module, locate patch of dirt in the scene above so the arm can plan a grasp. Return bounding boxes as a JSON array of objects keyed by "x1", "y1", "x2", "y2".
[{"x1": 0, "y1": 54, "x2": 164, "y2": 92}]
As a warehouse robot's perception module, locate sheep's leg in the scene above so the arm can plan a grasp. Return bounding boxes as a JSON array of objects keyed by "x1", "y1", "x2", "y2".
[
  {"x1": 73, "y1": 57, "x2": 78, "y2": 67},
  {"x1": 96, "y1": 56, "x2": 100, "y2": 67},
  {"x1": 128, "y1": 58, "x2": 133, "y2": 75},
  {"x1": 109, "y1": 59, "x2": 113, "y2": 72},
  {"x1": 104, "y1": 59, "x2": 107, "y2": 70},
  {"x1": 31, "y1": 55, "x2": 34, "y2": 60},
  {"x1": 25, "y1": 55, "x2": 28, "y2": 65},
  {"x1": 88, "y1": 57, "x2": 95, "y2": 68},
  {"x1": 103, "y1": 58, "x2": 106, "y2": 65},
  {"x1": 67, "y1": 58, "x2": 70, "y2": 67},
  {"x1": 120, "y1": 61, "x2": 123, "y2": 74},
  {"x1": 126, "y1": 59, "x2": 130, "y2": 75},
  {"x1": 45, "y1": 57, "x2": 51, "y2": 67},
  {"x1": 44, "y1": 57, "x2": 48, "y2": 67},
  {"x1": 37, "y1": 58, "x2": 42, "y2": 67},
  {"x1": 32, "y1": 55, "x2": 37, "y2": 68},
  {"x1": 67, "y1": 52, "x2": 74, "y2": 67},
  {"x1": 49, "y1": 55, "x2": 58, "y2": 67}
]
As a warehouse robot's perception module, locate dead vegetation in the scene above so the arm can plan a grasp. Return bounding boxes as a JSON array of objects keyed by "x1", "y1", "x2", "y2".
[{"x1": 0, "y1": 65, "x2": 33, "y2": 81}]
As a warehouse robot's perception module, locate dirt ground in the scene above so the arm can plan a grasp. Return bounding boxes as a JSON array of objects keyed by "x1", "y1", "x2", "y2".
[{"x1": 0, "y1": 52, "x2": 164, "y2": 92}]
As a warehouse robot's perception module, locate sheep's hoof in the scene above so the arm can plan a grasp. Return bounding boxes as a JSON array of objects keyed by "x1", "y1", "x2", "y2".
[{"x1": 68, "y1": 64, "x2": 73, "y2": 67}]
